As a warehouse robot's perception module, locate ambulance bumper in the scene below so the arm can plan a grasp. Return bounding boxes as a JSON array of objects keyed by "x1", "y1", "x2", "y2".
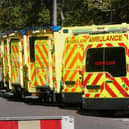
[
  {"x1": 82, "y1": 98, "x2": 129, "y2": 110},
  {"x1": 62, "y1": 92, "x2": 82, "y2": 104}
]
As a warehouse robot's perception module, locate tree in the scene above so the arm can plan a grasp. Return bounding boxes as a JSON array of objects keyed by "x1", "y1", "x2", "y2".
[
  {"x1": 60, "y1": 0, "x2": 88, "y2": 26},
  {"x1": 0, "y1": 0, "x2": 129, "y2": 32},
  {"x1": 0, "y1": 0, "x2": 51, "y2": 31}
]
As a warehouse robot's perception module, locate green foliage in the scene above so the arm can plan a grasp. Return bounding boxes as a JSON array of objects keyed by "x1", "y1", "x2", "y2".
[
  {"x1": 37, "y1": 8, "x2": 51, "y2": 26},
  {"x1": 0, "y1": 0, "x2": 128, "y2": 32},
  {"x1": 61, "y1": 0, "x2": 88, "y2": 26}
]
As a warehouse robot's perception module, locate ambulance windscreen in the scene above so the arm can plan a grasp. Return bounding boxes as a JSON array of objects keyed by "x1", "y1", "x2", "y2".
[{"x1": 86, "y1": 47, "x2": 126, "y2": 77}]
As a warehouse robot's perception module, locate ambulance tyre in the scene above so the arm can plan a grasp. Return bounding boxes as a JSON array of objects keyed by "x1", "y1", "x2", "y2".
[
  {"x1": 52, "y1": 91, "x2": 56, "y2": 103},
  {"x1": 60, "y1": 93, "x2": 67, "y2": 108},
  {"x1": 21, "y1": 90, "x2": 25, "y2": 100},
  {"x1": 49, "y1": 90, "x2": 56, "y2": 103},
  {"x1": 14, "y1": 86, "x2": 24, "y2": 100},
  {"x1": 48, "y1": 95, "x2": 52, "y2": 103},
  {"x1": 40, "y1": 95, "x2": 45, "y2": 103},
  {"x1": 40, "y1": 97, "x2": 45, "y2": 103},
  {"x1": 99, "y1": 110, "x2": 115, "y2": 116},
  {"x1": 38, "y1": 87, "x2": 54, "y2": 104},
  {"x1": 45, "y1": 91, "x2": 53, "y2": 103},
  {"x1": 39, "y1": 92, "x2": 52, "y2": 103},
  {"x1": 49, "y1": 90, "x2": 55, "y2": 103}
]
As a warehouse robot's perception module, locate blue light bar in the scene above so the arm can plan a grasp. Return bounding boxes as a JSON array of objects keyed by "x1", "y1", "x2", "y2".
[
  {"x1": 17, "y1": 26, "x2": 61, "y2": 35},
  {"x1": 50, "y1": 26, "x2": 61, "y2": 32},
  {"x1": 19, "y1": 29, "x2": 26, "y2": 35}
]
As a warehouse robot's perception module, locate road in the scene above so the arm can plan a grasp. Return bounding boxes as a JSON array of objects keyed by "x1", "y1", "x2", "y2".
[{"x1": 0, "y1": 93, "x2": 129, "y2": 129}]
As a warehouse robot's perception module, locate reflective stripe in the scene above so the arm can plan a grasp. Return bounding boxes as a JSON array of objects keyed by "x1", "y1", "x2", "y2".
[
  {"x1": 62, "y1": 36, "x2": 87, "y2": 93},
  {"x1": 35, "y1": 45, "x2": 48, "y2": 67},
  {"x1": 19, "y1": 121, "x2": 40, "y2": 129},
  {"x1": 40, "y1": 120, "x2": 61, "y2": 129},
  {"x1": 84, "y1": 39, "x2": 129, "y2": 98},
  {"x1": 0, "y1": 121, "x2": 18, "y2": 129},
  {"x1": 0, "y1": 120, "x2": 61, "y2": 129},
  {"x1": 11, "y1": 41, "x2": 20, "y2": 83},
  {"x1": 0, "y1": 116, "x2": 74, "y2": 129}
]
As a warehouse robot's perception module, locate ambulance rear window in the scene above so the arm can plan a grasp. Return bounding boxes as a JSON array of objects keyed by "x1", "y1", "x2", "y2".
[
  {"x1": 86, "y1": 47, "x2": 126, "y2": 77},
  {"x1": 29, "y1": 36, "x2": 49, "y2": 62},
  {"x1": 9, "y1": 39, "x2": 19, "y2": 53},
  {"x1": 29, "y1": 37, "x2": 35, "y2": 62}
]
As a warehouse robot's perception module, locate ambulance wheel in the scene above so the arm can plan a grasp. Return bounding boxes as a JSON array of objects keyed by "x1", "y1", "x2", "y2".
[
  {"x1": 48, "y1": 95, "x2": 53, "y2": 103},
  {"x1": 45, "y1": 95, "x2": 52, "y2": 103},
  {"x1": 21, "y1": 90, "x2": 25, "y2": 100},
  {"x1": 99, "y1": 110, "x2": 115, "y2": 116},
  {"x1": 49, "y1": 91, "x2": 55, "y2": 103},
  {"x1": 43, "y1": 94, "x2": 47, "y2": 103},
  {"x1": 40, "y1": 97, "x2": 45, "y2": 103},
  {"x1": 39, "y1": 95, "x2": 49, "y2": 103},
  {"x1": 14, "y1": 87, "x2": 24, "y2": 100},
  {"x1": 45, "y1": 90, "x2": 53, "y2": 103},
  {"x1": 60, "y1": 102, "x2": 68, "y2": 108}
]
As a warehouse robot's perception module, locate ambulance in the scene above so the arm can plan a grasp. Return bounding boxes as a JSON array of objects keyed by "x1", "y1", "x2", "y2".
[
  {"x1": 82, "y1": 23, "x2": 129, "y2": 110},
  {"x1": 21, "y1": 26, "x2": 90, "y2": 103},
  {"x1": 0, "y1": 34, "x2": 5, "y2": 89},
  {"x1": 0, "y1": 33, "x2": 11, "y2": 91},
  {"x1": 1, "y1": 26, "x2": 92, "y2": 104},
  {"x1": 61, "y1": 31, "x2": 89, "y2": 104},
  {"x1": 7, "y1": 31, "x2": 25, "y2": 97}
]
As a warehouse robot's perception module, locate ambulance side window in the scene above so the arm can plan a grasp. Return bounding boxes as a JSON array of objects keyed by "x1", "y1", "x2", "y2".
[{"x1": 29, "y1": 37, "x2": 35, "y2": 62}]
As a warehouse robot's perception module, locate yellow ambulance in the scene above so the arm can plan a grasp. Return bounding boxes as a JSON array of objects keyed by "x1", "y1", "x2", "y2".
[{"x1": 82, "y1": 23, "x2": 129, "y2": 110}]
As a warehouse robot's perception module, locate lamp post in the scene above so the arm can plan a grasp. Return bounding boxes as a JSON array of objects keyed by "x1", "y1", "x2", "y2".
[{"x1": 53, "y1": 0, "x2": 57, "y2": 26}]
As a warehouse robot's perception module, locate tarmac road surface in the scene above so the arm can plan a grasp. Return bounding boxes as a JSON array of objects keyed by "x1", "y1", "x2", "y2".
[{"x1": 0, "y1": 93, "x2": 129, "y2": 129}]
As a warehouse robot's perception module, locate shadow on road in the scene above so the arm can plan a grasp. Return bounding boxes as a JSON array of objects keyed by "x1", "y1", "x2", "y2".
[
  {"x1": 24, "y1": 99, "x2": 60, "y2": 107},
  {"x1": 1, "y1": 90, "x2": 129, "y2": 119},
  {"x1": 58, "y1": 103, "x2": 81, "y2": 111},
  {"x1": 0, "y1": 91, "x2": 24, "y2": 102},
  {"x1": 78, "y1": 109, "x2": 129, "y2": 118}
]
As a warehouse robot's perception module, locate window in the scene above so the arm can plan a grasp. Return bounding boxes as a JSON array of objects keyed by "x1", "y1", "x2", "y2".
[
  {"x1": 86, "y1": 47, "x2": 126, "y2": 77},
  {"x1": 29, "y1": 37, "x2": 35, "y2": 62},
  {"x1": 29, "y1": 36, "x2": 49, "y2": 62}
]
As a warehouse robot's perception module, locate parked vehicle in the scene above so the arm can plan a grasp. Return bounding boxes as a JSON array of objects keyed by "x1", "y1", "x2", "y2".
[
  {"x1": 82, "y1": 23, "x2": 129, "y2": 110},
  {"x1": 0, "y1": 25, "x2": 90, "y2": 104}
]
